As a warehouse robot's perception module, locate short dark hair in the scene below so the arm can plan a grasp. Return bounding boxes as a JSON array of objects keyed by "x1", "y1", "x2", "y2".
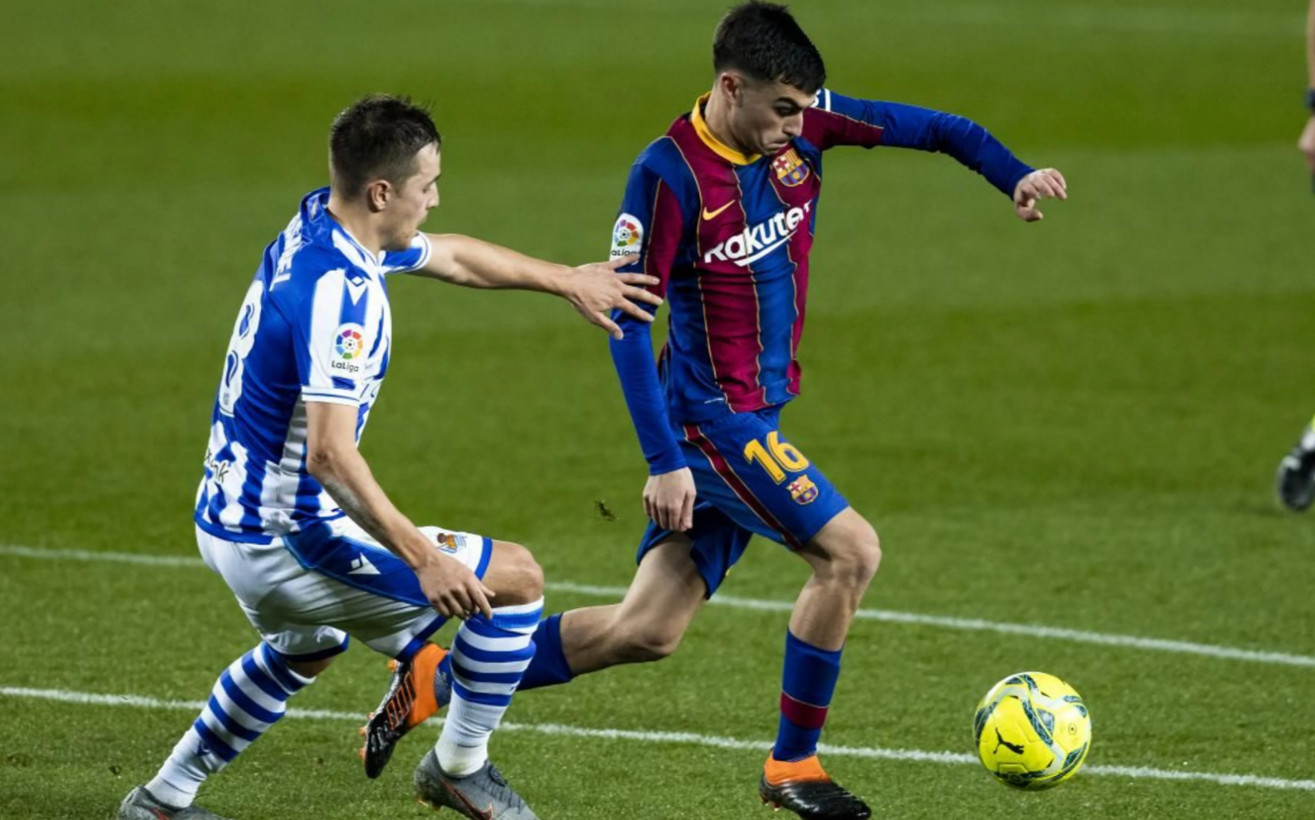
[
  {"x1": 712, "y1": 2, "x2": 825, "y2": 94},
  {"x1": 329, "y1": 94, "x2": 441, "y2": 198}
]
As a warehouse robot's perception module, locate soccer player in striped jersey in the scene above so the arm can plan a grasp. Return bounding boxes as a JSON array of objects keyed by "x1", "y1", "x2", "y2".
[
  {"x1": 523, "y1": 4, "x2": 1066, "y2": 818},
  {"x1": 1274, "y1": 0, "x2": 1315, "y2": 512},
  {"x1": 1277, "y1": 416, "x2": 1315, "y2": 511},
  {"x1": 116, "y1": 95, "x2": 658, "y2": 820}
]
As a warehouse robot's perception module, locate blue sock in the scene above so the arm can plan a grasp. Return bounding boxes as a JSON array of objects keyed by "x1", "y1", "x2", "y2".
[
  {"x1": 515, "y1": 613, "x2": 575, "y2": 691},
  {"x1": 773, "y1": 630, "x2": 843, "y2": 762}
]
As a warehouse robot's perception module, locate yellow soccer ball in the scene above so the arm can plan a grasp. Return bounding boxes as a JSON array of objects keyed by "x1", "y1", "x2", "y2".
[{"x1": 973, "y1": 671, "x2": 1091, "y2": 790}]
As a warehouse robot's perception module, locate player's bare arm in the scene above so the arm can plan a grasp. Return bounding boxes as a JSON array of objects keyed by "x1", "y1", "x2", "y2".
[
  {"x1": 1012, "y1": 167, "x2": 1068, "y2": 222},
  {"x1": 413, "y1": 234, "x2": 660, "y2": 338},
  {"x1": 304, "y1": 399, "x2": 494, "y2": 619}
]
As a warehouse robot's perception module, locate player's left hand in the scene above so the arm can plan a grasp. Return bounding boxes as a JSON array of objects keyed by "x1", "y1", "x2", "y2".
[
  {"x1": 564, "y1": 255, "x2": 663, "y2": 339},
  {"x1": 1013, "y1": 168, "x2": 1067, "y2": 222}
]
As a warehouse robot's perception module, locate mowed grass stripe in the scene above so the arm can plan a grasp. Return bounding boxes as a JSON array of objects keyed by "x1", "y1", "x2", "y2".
[
  {"x1": 5, "y1": 544, "x2": 1314, "y2": 669},
  {"x1": 3, "y1": 685, "x2": 1313, "y2": 793},
  {"x1": 470, "y1": 0, "x2": 1303, "y2": 39}
]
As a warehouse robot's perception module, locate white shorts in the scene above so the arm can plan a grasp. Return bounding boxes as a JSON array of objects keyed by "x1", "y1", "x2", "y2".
[{"x1": 197, "y1": 517, "x2": 492, "y2": 660}]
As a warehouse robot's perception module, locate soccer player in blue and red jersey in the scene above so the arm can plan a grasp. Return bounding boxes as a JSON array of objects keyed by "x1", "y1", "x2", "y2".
[
  {"x1": 366, "y1": 4, "x2": 1068, "y2": 817},
  {"x1": 532, "y1": 5, "x2": 1066, "y2": 811}
]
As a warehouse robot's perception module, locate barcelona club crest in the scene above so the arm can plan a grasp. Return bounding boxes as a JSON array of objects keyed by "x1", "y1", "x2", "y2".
[
  {"x1": 772, "y1": 148, "x2": 810, "y2": 187},
  {"x1": 788, "y1": 475, "x2": 819, "y2": 505}
]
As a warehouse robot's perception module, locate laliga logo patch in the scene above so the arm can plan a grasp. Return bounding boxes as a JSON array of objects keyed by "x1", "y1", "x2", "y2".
[
  {"x1": 611, "y1": 213, "x2": 643, "y2": 260},
  {"x1": 788, "y1": 475, "x2": 819, "y2": 505},
  {"x1": 331, "y1": 323, "x2": 366, "y2": 375},
  {"x1": 772, "y1": 148, "x2": 810, "y2": 187},
  {"x1": 335, "y1": 326, "x2": 364, "y2": 359}
]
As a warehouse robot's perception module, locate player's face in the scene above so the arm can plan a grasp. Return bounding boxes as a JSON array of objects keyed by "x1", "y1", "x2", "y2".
[
  {"x1": 381, "y1": 142, "x2": 441, "y2": 252},
  {"x1": 728, "y1": 77, "x2": 813, "y2": 155}
]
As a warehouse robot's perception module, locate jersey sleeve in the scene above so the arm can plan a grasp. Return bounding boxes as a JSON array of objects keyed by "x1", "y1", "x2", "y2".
[
  {"x1": 292, "y1": 267, "x2": 374, "y2": 406},
  {"x1": 380, "y1": 232, "x2": 432, "y2": 275},
  {"x1": 608, "y1": 154, "x2": 689, "y2": 475},
  {"x1": 803, "y1": 88, "x2": 1034, "y2": 197}
]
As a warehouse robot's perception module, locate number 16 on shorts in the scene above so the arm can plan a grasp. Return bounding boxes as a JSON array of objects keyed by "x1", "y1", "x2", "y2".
[{"x1": 743, "y1": 431, "x2": 810, "y2": 483}]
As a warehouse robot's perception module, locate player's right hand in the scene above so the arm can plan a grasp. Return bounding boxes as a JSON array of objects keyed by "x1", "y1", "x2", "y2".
[
  {"x1": 564, "y1": 256, "x2": 663, "y2": 340},
  {"x1": 414, "y1": 553, "x2": 495, "y2": 620},
  {"x1": 1299, "y1": 116, "x2": 1315, "y2": 174},
  {"x1": 644, "y1": 467, "x2": 697, "y2": 532}
]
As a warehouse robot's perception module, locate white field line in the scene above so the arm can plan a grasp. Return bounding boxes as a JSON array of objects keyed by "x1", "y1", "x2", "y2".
[
  {"x1": 2, "y1": 685, "x2": 1312, "y2": 792},
  {"x1": 5, "y1": 543, "x2": 1312, "y2": 669}
]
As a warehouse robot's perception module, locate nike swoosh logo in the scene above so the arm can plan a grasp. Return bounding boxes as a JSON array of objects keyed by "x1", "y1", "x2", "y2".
[
  {"x1": 702, "y1": 201, "x2": 734, "y2": 221},
  {"x1": 442, "y1": 782, "x2": 494, "y2": 820}
]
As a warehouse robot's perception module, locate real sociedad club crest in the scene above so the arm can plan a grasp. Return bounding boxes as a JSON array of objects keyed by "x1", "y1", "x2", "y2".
[
  {"x1": 433, "y1": 532, "x2": 465, "y2": 554},
  {"x1": 772, "y1": 148, "x2": 810, "y2": 187}
]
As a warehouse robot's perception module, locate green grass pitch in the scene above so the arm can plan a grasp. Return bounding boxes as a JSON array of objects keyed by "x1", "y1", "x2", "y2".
[{"x1": 2, "y1": 0, "x2": 1313, "y2": 818}]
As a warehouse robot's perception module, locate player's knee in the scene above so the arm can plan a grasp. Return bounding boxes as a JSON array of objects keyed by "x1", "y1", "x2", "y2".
[
  {"x1": 491, "y1": 541, "x2": 544, "y2": 606},
  {"x1": 853, "y1": 526, "x2": 882, "y2": 585},
  {"x1": 287, "y1": 655, "x2": 334, "y2": 679},
  {"x1": 824, "y1": 524, "x2": 881, "y2": 590}
]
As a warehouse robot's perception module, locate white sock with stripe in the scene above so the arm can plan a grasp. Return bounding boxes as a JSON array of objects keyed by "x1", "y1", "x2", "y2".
[
  {"x1": 146, "y1": 643, "x2": 311, "y2": 807},
  {"x1": 436, "y1": 599, "x2": 543, "y2": 776}
]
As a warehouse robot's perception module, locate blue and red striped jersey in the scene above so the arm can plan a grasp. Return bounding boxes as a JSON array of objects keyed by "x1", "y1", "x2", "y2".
[{"x1": 610, "y1": 90, "x2": 1033, "y2": 473}]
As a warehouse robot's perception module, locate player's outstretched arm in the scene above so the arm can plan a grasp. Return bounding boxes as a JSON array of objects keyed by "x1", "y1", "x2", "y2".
[
  {"x1": 1012, "y1": 168, "x2": 1068, "y2": 222},
  {"x1": 304, "y1": 400, "x2": 494, "y2": 619},
  {"x1": 809, "y1": 92, "x2": 1068, "y2": 220},
  {"x1": 412, "y1": 233, "x2": 660, "y2": 339}
]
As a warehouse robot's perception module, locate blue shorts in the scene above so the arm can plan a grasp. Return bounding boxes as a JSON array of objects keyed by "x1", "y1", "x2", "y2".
[{"x1": 637, "y1": 407, "x2": 849, "y2": 596}]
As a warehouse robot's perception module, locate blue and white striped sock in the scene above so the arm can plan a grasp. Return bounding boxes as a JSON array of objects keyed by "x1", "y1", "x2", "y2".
[
  {"x1": 146, "y1": 643, "x2": 311, "y2": 807},
  {"x1": 436, "y1": 599, "x2": 543, "y2": 776}
]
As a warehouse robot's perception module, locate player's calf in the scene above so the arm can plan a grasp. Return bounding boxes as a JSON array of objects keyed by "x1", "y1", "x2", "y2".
[{"x1": 606, "y1": 613, "x2": 688, "y2": 664}]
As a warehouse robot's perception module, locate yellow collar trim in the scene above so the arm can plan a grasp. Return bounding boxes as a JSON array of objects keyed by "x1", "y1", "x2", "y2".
[{"x1": 690, "y1": 94, "x2": 761, "y2": 166}]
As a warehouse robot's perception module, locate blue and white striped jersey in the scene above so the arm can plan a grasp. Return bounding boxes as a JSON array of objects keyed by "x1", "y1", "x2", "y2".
[{"x1": 195, "y1": 188, "x2": 431, "y2": 543}]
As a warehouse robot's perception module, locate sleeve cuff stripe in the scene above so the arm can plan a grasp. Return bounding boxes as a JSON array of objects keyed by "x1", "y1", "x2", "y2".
[{"x1": 301, "y1": 390, "x2": 358, "y2": 406}]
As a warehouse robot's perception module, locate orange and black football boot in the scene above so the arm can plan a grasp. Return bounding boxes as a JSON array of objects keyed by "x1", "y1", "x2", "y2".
[
  {"x1": 359, "y1": 642, "x2": 450, "y2": 778},
  {"x1": 759, "y1": 753, "x2": 871, "y2": 820}
]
